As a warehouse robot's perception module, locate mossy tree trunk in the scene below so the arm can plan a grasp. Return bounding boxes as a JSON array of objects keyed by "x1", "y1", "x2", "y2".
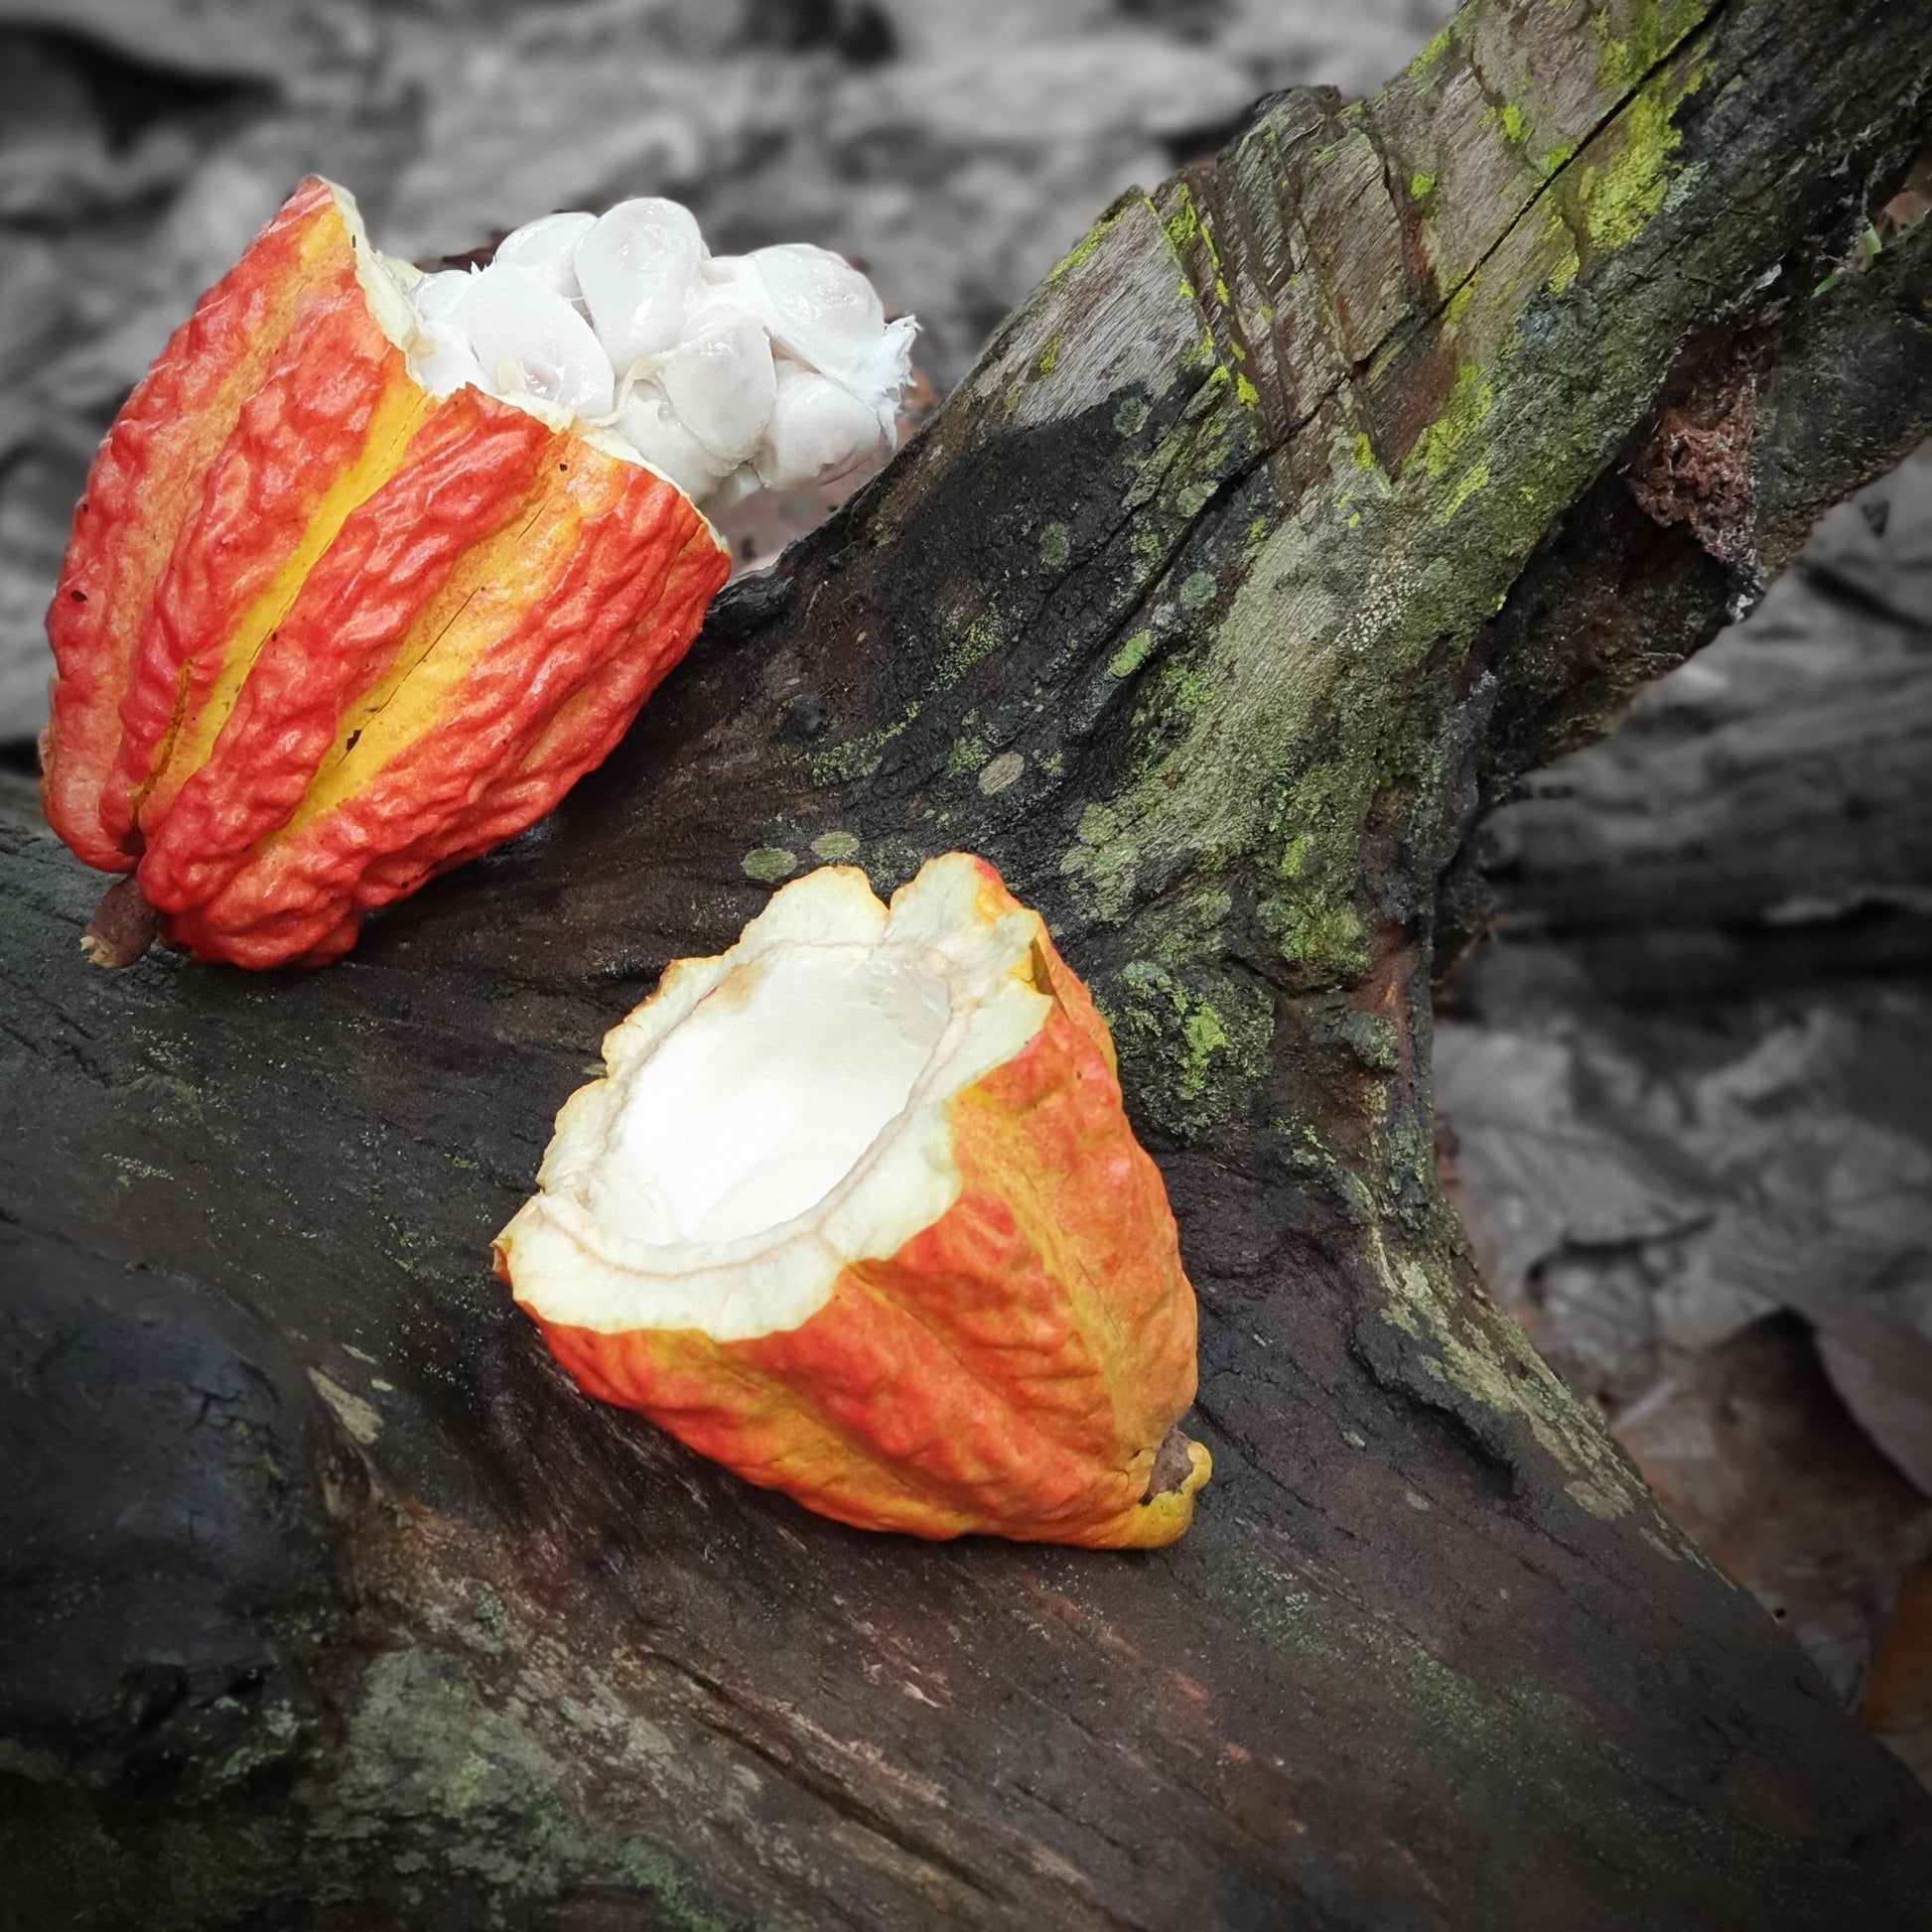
[{"x1": 5, "y1": 0, "x2": 1932, "y2": 1925}]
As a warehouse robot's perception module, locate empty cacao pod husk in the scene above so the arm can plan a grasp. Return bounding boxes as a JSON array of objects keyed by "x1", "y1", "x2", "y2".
[{"x1": 496, "y1": 854, "x2": 1211, "y2": 1549}]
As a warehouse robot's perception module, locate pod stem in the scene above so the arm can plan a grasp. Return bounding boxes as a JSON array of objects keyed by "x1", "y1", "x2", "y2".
[
  {"x1": 82, "y1": 875, "x2": 161, "y2": 968},
  {"x1": 1144, "y1": 1426, "x2": 1198, "y2": 1501}
]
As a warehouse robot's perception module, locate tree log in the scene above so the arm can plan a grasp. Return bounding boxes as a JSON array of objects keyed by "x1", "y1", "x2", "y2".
[{"x1": 5, "y1": 1, "x2": 1932, "y2": 1925}]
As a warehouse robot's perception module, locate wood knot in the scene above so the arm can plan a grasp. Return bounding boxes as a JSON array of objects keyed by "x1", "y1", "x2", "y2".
[{"x1": 1628, "y1": 367, "x2": 1758, "y2": 574}]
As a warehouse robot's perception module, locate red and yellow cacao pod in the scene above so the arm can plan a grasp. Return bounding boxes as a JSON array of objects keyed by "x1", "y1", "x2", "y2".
[
  {"x1": 41, "y1": 177, "x2": 729, "y2": 969},
  {"x1": 494, "y1": 853, "x2": 1211, "y2": 1548}
]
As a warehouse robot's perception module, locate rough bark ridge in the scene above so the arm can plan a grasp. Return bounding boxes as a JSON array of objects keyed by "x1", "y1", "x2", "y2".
[{"x1": 5, "y1": 1, "x2": 1932, "y2": 1926}]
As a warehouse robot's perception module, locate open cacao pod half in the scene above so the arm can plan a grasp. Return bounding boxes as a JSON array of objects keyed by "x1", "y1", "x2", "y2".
[
  {"x1": 495, "y1": 854, "x2": 1211, "y2": 1548},
  {"x1": 42, "y1": 177, "x2": 912, "y2": 969}
]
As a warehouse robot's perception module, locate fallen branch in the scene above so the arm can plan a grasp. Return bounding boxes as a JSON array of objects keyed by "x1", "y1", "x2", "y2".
[{"x1": 5, "y1": 0, "x2": 1932, "y2": 1925}]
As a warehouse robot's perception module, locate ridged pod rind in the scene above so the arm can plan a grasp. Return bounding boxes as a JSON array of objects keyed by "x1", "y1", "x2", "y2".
[
  {"x1": 41, "y1": 177, "x2": 730, "y2": 968},
  {"x1": 497, "y1": 857, "x2": 1211, "y2": 1549}
]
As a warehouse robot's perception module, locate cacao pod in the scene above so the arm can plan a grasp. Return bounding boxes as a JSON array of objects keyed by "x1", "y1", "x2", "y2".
[
  {"x1": 495, "y1": 853, "x2": 1212, "y2": 1549},
  {"x1": 42, "y1": 178, "x2": 733, "y2": 969}
]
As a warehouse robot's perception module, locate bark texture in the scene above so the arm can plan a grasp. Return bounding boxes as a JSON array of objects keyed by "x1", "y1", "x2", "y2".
[{"x1": 5, "y1": 1, "x2": 1932, "y2": 1926}]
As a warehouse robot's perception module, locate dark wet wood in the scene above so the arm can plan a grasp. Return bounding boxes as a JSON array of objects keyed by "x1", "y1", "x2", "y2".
[{"x1": 6, "y1": 1, "x2": 1932, "y2": 1925}]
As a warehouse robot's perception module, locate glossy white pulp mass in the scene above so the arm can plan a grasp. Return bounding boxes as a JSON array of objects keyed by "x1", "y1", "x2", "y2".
[{"x1": 389, "y1": 198, "x2": 916, "y2": 515}]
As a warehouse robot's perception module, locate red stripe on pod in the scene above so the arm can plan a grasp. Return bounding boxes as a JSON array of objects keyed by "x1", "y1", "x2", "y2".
[
  {"x1": 43, "y1": 178, "x2": 338, "y2": 867},
  {"x1": 103, "y1": 249, "x2": 411, "y2": 853},
  {"x1": 138, "y1": 390, "x2": 556, "y2": 917},
  {"x1": 163, "y1": 449, "x2": 726, "y2": 966}
]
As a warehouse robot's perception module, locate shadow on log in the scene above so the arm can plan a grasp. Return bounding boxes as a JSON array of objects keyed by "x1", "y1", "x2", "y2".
[{"x1": 5, "y1": 0, "x2": 1932, "y2": 1924}]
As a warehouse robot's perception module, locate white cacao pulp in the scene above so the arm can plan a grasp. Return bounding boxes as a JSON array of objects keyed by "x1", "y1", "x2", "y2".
[{"x1": 372, "y1": 198, "x2": 915, "y2": 517}]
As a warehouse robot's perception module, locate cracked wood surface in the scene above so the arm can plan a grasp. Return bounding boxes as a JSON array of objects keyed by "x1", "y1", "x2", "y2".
[{"x1": 6, "y1": 0, "x2": 1932, "y2": 1926}]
